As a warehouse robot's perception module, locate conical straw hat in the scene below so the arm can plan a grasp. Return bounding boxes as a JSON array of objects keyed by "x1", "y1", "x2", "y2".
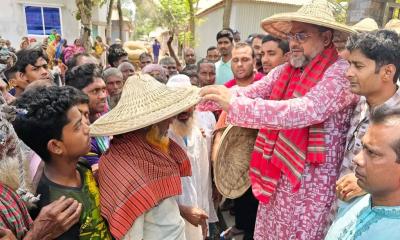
[
  {"x1": 352, "y1": 18, "x2": 379, "y2": 32},
  {"x1": 214, "y1": 125, "x2": 258, "y2": 199},
  {"x1": 385, "y1": 19, "x2": 400, "y2": 34},
  {"x1": 261, "y1": 0, "x2": 356, "y2": 39},
  {"x1": 90, "y1": 74, "x2": 200, "y2": 136}
]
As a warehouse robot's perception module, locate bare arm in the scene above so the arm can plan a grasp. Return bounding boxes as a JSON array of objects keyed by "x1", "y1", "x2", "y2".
[
  {"x1": 227, "y1": 60, "x2": 359, "y2": 129},
  {"x1": 167, "y1": 35, "x2": 182, "y2": 71},
  {"x1": 197, "y1": 65, "x2": 285, "y2": 112}
]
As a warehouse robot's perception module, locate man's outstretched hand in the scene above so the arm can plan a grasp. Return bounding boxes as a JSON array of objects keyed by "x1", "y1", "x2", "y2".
[
  {"x1": 25, "y1": 196, "x2": 82, "y2": 240},
  {"x1": 200, "y1": 85, "x2": 232, "y2": 111}
]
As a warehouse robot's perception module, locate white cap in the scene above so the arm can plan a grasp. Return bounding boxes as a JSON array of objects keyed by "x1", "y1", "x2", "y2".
[{"x1": 166, "y1": 74, "x2": 192, "y2": 88}]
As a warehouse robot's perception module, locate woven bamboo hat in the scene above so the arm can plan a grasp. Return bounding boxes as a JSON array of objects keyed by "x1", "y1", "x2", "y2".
[
  {"x1": 214, "y1": 125, "x2": 258, "y2": 199},
  {"x1": 90, "y1": 74, "x2": 200, "y2": 136},
  {"x1": 352, "y1": 18, "x2": 379, "y2": 32},
  {"x1": 261, "y1": 0, "x2": 356, "y2": 39},
  {"x1": 385, "y1": 19, "x2": 400, "y2": 34}
]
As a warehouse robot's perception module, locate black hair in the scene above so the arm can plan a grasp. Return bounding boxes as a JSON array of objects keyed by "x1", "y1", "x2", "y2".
[
  {"x1": 206, "y1": 46, "x2": 217, "y2": 53},
  {"x1": 107, "y1": 44, "x2": 128, "y2": 67},
  {"x1": 15, "y1": 48, "x2": 48, "y2": 73},
  {"x1": 4, "y1": 66, "x2": 17, "y2": 82},
  {"x1": 370, "y1": 108, "x2": 400, "y2": 162},
  {"x1": 66, "y1": 52, "x2": 92, "y2": 70},
  {"x1": 216, "y1": 29, "x2": 234, "y2": 42},
  {"x1": 262, "y1": 35, "x2": 290, "y2": 54},
  {"x1": 67, "y1": 87, "x2": 89, "y2": 105},
  {"x1": 65, "y1": 63, "x2": 103, "y2": 90},
  {"x1": 233, "y1": 42, "x2": 255, "y2": 59},
  {"x1": 197, "y1": 58, "x2": 215, "y2": 72},
  {"x1": 250, "y1": 34, "x2": 266, "y2": 44},
  {"x1": 182, "y1": 64, "x2": 197, "y2": 75},
  {"x1": 346, "y1": 30, "x2": 400, "y2": 83},
  {"x1": 12, "y1": 86, "x2": 81, "y2": 162}
]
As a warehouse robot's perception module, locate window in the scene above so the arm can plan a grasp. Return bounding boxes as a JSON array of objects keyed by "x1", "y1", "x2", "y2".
[{"x1": 24, "y1": 6, "x2": 61, "y2": 36}]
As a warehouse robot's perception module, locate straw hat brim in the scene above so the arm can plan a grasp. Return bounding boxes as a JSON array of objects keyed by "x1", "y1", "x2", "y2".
[
  {"x1": 90, "y1": 75, "x2": 201, "y2": 137},
  {"x1": 261, "y1": 13, "x2": 356, "y2": 39},
  {"x1": 214, "y1": 125, "x2": 258, "y2": 199},
  {"x1": 352, "y1": 26, "x2": 378, "y2": 33}
]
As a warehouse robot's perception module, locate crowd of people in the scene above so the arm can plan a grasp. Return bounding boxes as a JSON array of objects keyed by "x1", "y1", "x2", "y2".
[{"x1": 1, "y1": 0, "x2": 400, "y2": 239}]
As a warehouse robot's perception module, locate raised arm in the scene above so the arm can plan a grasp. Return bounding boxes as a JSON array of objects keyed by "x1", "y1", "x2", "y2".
[
  {"x1": 197, "y1": 64, "x2": 285, "y2": 112},
  {"x1": 227, "y1": 60, "x2": 359, "y2": 129},
  {"x1": 167, "y1": 35, "x2": 182, "y2": 71}
]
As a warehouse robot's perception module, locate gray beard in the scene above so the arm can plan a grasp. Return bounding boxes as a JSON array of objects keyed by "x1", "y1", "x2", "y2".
[
  {"x1": 108, "y1": 93, "x2": 121, "y2": 109},
  {"x1": 290, "y1": 55, "x2": 309, "y2": 68}
]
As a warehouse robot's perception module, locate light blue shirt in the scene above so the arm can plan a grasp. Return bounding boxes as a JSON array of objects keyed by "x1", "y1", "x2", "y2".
[
  {"x1": 215, "y1": 59, "x2": 233, "y2": 85},
  {"x1": 325, "y1": 194, "x2": 400, "y2": 240}
]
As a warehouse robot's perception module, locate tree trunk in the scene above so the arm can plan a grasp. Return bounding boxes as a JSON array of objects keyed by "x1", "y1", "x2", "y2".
[
  {"x1": 117, "y1": 0, "x2": 124, "y2": 42},
  {"x1": 347, "y1": 0, "x2": 395, "y2": 26},
  {"x1": 76, "y1": 0, "x2": 93, "y2": 53},
  {"x1": 105, "y1": 0, "x2": 114, "y2": 45},
  {"x1": 187, "y1": 0, "x2": 195, "y2": 47},
  {"x1": 222, "y1": 0, "x2": 232, "y2": 29}
]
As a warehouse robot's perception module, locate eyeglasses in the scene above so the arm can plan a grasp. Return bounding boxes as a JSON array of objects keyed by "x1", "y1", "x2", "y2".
[{"x1": 286, "y1": 33, "x2": 311, "y2": 43}]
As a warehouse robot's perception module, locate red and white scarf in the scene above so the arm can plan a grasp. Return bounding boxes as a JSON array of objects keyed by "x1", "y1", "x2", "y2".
[
  {"x1": 250, "y1": 46, "x2": 338, "y2": 203},
  {"x1": 98, "y1": 130, "x2": 191, "y2": 239}
]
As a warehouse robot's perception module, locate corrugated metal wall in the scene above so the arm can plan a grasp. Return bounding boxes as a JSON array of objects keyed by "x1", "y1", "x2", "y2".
[
  {"x1": 232, "y1": 2, "x2": 300, "y2": 40},
  {"x1": 195, "y1": 2, "x2": 301, "y2": 59},
  {"x1": 195, "y1": 7, "x2": 224, "y2": 59}
]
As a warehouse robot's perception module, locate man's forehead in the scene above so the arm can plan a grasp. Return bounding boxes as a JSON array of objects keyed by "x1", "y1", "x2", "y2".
[
  {"x1": 121, "y1": 65, "x2": 134, "y2": 70},
  {"x1": 348, "y1": 49, "x2": 370, "y2": 63},
  {"x1": 199, "y1": 62, "x2": 214, "y2": 70},
  {"x1": 262, "y1": 40, "x2": 280, "y2": 51},
  {"x1": 232, "y1": 46, "x2": 252, "y2": 55},
  {"x1": 106, "y1": 75, "x2": 123, "y2": 82},
  {"x1": 185, "y1": 49, "x2": 195, "y2": 54},
  {"x1": 33, "y1": 57, "x2": 47, "y2": 65},
  {"x1": 86, "y1": 78, "x2": 106, "y2": 89},
  {"x1": 218, "y1": 37, "x2": 231, "y2": 43}
]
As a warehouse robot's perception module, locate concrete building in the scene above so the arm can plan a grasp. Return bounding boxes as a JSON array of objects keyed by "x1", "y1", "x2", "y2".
[
  {"x1": 110, "y1": 8, "x2": 133, "y2": 43},
  {"x1": 195, "y1": 0, "x2": 312, "y2": 58},
  {"x1": 0, "y1": 0, "x2": 131, "y2": 50}
]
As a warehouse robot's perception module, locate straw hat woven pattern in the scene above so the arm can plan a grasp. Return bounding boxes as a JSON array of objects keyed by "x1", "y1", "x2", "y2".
[
  {"x1": 261, "y1": 0, "x2": 355, "y2": 39},
  {"x1": 214, "y1": 125, "x2": 258, "y2": 199},
  {"x1": 352, "y1": 18, "x2": 379, "y2": 32},
  {"x1": 90, "y1": 74, "x2": 200, "y2": 136},
  {"x1": 385, "y1": 19, "x2": 400, "y2": 34}
]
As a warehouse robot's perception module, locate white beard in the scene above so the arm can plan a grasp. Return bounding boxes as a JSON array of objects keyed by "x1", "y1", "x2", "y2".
[
  {"x1": 170, "y1": 116, "x2": 195, "y2": 138},
  {"x1": 290, "y1": 54, "x2": 309, "y2": 68}
]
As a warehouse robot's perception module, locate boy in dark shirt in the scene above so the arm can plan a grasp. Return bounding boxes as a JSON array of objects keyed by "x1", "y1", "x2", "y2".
[{"x1": 13, "y1": 86, "x2": 111, "y2": 240}]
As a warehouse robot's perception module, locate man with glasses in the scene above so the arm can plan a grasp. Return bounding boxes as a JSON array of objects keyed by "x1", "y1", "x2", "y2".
[
  {"x1": 336, "y1": 30, "x2": 400, "y2": 203},
  {"x1": 198, "y1": 1, "x2": 358, "y2": 239}
]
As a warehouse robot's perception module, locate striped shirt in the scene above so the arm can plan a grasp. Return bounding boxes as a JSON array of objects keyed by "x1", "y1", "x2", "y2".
[
  {"x1": 98, "y1": 130, "x2": 191, "y2": 239},
  {"x1": 0, "y1": 184, "x2": 32, "y2": 239}
]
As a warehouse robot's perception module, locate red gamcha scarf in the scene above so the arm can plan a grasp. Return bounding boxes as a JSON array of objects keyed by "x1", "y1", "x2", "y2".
[
  {"x1": 250, "y1": 45, "x2": 338, "y2": 203},
  {"x1": 98, "y1": 130, "x2": 191, "y2": 239}
]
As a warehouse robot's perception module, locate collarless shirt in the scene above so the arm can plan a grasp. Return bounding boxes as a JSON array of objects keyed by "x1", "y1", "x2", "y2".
[{"x1": 215, "y1": 59, "x2": 233, "y2": 85}]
